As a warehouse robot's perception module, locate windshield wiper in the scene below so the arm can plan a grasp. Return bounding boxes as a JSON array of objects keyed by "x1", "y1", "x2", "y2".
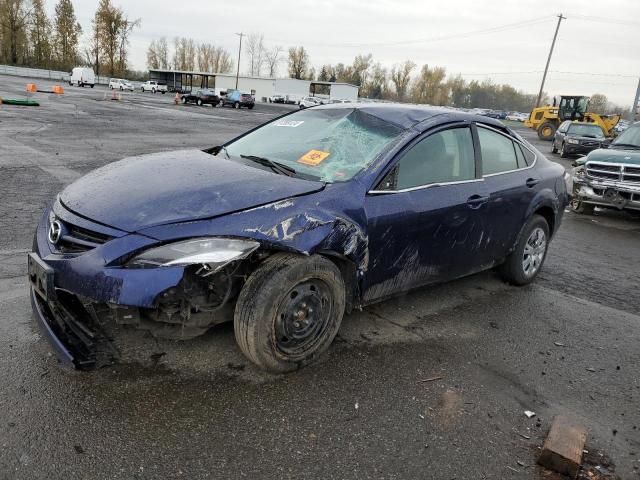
[{"x1": 240, "y1": 154, "x2": 297, "y2": 177}]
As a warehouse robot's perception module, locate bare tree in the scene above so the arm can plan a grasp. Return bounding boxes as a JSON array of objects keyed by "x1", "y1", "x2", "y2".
[
  {"x1": 245, "y1": 33, "x2": 265, "y2": 76},
  {"x1": 157, "y1": 37, "x2": 168, "y2": 69},
  {"x1": 390, "y1": 60, "x2": 415, "y2": 101},
  {"x1": 53, "y1": 0, "x2": 81, "y2": 70},
  {"x1": 30, "y1": 0, "x2": 51, "y2": 67},
  {"x1": 0, "y1": 0, "x2": 32, "y2": 65},
  {"x1": 264, "y1": 45, "x2": 283, "y2": 77},
  {"x1": 287, "y1": 46, "x2": 309, "y2": 80},
  {"x1": 146, "y1": 39, "x2": 159, "y2": 69}
]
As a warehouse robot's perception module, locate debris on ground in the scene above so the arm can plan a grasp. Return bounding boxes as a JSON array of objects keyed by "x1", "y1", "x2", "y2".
[
  {"x1": 538, "y1": 415, "x2": 587, "y2": 478},
  {"x1": 586, "y1": 367, "x2": 596, "y2": 372},
  {"x1": 554, "y1": 341, "x2": 566, "y2": 347},
  {"x1": 417, "y1": 375, "x2": 443, "y2": 383},
  {"x1": 525, "y1": 410, "x2": 536, "y2": 418}
]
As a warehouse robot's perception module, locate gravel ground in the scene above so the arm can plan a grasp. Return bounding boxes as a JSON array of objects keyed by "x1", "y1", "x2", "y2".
[{"x1": 0, "y1": 75, "x2": 638, "y2": 480}]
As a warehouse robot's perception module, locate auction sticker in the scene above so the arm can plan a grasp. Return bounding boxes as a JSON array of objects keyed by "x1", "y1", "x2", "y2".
[
  {"x1": 298, "y1": 150, "x2": 330, "y2": 166},
  {"x1": 274, "y1": 120, "x2": 304, "y2": 127}
]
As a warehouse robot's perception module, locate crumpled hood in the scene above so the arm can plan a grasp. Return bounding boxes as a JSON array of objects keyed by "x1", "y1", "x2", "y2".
[
  {"x1": 60, "y1": 149, "x2": 324, "y2": 232},
  {"x1": 579, "y1": 147, "x2": 640, "y2": 166}
]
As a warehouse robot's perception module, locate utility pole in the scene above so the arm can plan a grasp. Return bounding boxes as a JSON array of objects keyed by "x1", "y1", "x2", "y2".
[
  {"x1": 235, "y1": 33, "x2": 244, "y2": 90},
  {"x1": 632, "y1": 77, "x2": 640, "y2": 121},
  {"x1": 536, "y1": 14, "x2": 565, "y2": 108}
]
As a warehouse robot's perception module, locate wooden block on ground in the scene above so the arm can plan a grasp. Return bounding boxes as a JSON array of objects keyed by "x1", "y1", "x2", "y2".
[{"x1": 538, "y1": 415, "x2": 588, "y2": 479}]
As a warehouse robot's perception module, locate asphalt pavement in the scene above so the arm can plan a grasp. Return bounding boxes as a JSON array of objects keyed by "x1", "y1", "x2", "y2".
[{"x1": 0, "y1": 75, "x2": 638, "y2": 479}]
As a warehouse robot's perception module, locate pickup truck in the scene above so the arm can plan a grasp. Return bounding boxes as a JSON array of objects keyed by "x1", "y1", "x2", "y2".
[
  {"x1": 569, "y1": 121, "x2": 640, "y2": 214},
  {"x1": 140, "y1": 81, "x2": 168, "y2": 94}
]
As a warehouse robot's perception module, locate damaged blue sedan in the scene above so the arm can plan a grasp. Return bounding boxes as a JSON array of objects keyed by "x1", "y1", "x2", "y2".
[{"x1": 29, "y1": 104, "x2": 568, "y2": 372}]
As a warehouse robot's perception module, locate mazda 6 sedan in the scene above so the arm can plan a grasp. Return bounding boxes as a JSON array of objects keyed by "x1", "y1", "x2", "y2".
[{"x1": 29, "y1": 104, "x2": 568, "y2": 372}]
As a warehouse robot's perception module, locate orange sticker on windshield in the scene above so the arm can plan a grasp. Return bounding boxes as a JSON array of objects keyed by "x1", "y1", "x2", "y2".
[{"x1": 298, "y1": 150, "x2": 330, "y2": 166}]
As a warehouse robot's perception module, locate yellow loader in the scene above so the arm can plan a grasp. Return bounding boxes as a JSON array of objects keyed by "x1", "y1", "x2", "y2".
[{"x1": 525, "y1": 95, "x2": 620, "y2": 140}]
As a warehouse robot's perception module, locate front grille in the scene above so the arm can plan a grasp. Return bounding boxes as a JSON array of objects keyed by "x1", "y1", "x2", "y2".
[
  {"x1": 582, "y1": 141, "x2": 600, "y2": 147},
  {"x1": 55, "y1": 221, "x2": 113, "y2": 254},
  {"x1": 622, "y1": 165, "x2": 640, "y2": 183},
  {"x1": 586, "y1": 162, "x2": 621, "y2": 181}
]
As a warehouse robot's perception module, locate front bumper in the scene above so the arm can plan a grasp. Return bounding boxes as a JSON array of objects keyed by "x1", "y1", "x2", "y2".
[
  {"x1": 29, "y1": 205, "x2": 230, "y2": 368},
  {"x1": 563, "y1": 143, "x2": 600, "y2": 155},
  {"x1": 572, "y1": 176, "x2": 640, "y2": 211}
]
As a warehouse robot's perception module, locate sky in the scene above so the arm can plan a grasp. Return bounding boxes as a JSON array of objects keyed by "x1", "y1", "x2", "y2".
[{"x1": 44, "y1": 0, "x2": 640, "y2": 106}]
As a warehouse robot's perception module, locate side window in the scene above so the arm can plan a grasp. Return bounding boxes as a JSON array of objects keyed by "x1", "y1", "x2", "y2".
[
  {"x1": 478, "y1": 127, "x2": 520, "y2": 175},
  {"x1": 394, "y1": 127, "x2": 475, "y2": 190}
]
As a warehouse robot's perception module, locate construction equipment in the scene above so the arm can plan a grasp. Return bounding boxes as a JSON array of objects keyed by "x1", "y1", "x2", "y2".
[{"x1": 525, "y1": 95, "x2": 621, "y2": 140}]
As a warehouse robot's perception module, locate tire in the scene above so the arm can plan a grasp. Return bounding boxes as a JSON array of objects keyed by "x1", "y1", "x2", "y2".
[
  {"x1": 234, "y1": 101, "x2": 240, "y2": 109},
  {"x1": 551, "y1": 141, "x2": 558, "y2": 154},
  {"x1": 218, "y1": 100, "x2": 224, "y2": 107},
  {"x1": 69, "y1": 81, "x2": 72, "y2": 86},
  {"x1": 248, "y1": 104, "x2": 254, "y2": 110},
  {"x1": 110, "y1": 86, "x2": 114, "y2": 90},
  {"x1": 559, "y1": 142, "x2": 568, "y2": 158},
  {"x1": 161, "y1": 91, "x2": 165, "y2": 94},
  {"x1": 90, "y1": 84, "x2": 94, "y2": 88},
  {"x1": 498, "y1": 214, "x2": 550, "y2": 286},
  {"x1": 141, "y1": 87, "x2": 145, "y2": 93},
  {"x1": 197, "y1": 98, "x2": 203, "y2": 106},
  {"x1": 152, "y1": 89, "x2": 156, "y2": 94},
  {"x1": 181, "y1": 96, "x2": 187, "y2": 104},
  {"x1": 234, "y1": 253, "x2": 346, "y2": 373},
  {"x1": 537, "y1": 122, "x2": 556, "y2": 141},
  {"x1": 570, "y1": 198, "x2": 595, "y2": 215},
  {"x1": 119, "y1": 86, "x2": 123, "y2": 91}
]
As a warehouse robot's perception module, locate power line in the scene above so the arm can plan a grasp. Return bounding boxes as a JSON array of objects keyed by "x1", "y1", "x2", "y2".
[
  {"x1": 568, "y1": 14, "x2": 640, "y2": 27},
  {"x1": 458, "y1": 70, "x2": 638, "y2": 78},
  {"x1": 266, "y1": 15, "x2": 553, "y2": 48}
]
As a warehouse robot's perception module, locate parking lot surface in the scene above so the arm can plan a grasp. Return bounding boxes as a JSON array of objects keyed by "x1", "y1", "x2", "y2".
[{"x1": 1, "y1": 75, "x2": 639, "y2": 479}]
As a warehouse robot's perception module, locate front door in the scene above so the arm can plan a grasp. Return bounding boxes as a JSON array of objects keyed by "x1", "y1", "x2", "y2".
[{"x1": 363, "y1": 125, "x2": 490, "y2": 303}]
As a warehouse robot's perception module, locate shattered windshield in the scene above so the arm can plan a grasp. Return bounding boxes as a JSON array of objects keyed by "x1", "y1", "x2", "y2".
[{"x1": 224, "y1": 108, "x2": 404, "y2": 182}]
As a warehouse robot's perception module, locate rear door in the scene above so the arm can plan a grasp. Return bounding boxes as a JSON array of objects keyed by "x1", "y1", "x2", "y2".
[
  {"x1": 476, "y1": 124, "x2": 538, "y2": 262},
  {"x1": 363, "y1": 124, "x2": 490, "y2": 302}
]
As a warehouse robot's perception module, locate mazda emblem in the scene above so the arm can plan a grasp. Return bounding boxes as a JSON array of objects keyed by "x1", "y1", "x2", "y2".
[{"x1": 48, "y1": 220, "x2": 62, "y2": 244}]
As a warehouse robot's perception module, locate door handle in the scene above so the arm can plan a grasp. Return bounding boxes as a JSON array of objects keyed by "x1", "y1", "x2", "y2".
[
  {"x1": 526, "y1": 178, "x2": 540, "y2": 188},
  {"x1": 466, "y1": 194, "x2": 489, "y2": 209}
]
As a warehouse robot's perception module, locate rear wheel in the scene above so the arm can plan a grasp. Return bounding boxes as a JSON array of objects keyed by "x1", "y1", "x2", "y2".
[
  {"x1": 234, "y1": 253, "x2": 345, "y2": 373},
  {"x1": 234, "y1": 101, "x2": 240, "y2": 109},
  {"x1": 537, "y1": 122, "x2": 557, "y2": 141},
  {"x1": 498, "y1": 214, "x2": 550, "y2": 286},
  {"x1": 570, "y1": 198, "x2": 595, "y2": 215}
]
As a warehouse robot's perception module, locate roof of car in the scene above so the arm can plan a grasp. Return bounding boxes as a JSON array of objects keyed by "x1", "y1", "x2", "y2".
[{"x1": 313, "y1": 103, "x2": 505, "y2": 130}]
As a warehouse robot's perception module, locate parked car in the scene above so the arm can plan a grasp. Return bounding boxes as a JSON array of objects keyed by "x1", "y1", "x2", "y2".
[
  {"x1": 109, "y1": 78, "x2": 134, "y2": 92},
  {"x1": 220, "y1": 90, "x2": 255, "y2": 109},
  {"x1": 140, "y1": 81, "x2": 167, "y2": 94},
  {"x1": 551, "y1": 121, "x2": 606, "y2": 158},
  {"x1": 181, "y1": 88, "x2": 222, "y2": 106},
  {"x1": 268, "y1": 94, "x2": 286, "y2": 103},
  {"x1": 483, "y1": 110, "x2": 507, "y2": 119},
  {"x1": 506, "y1": 112, "x2": 528, "y2": 122},
  {"x1": 69, "y1": 67, "x2": 95, "y2": 88},
  {"x1": 299, "y1": 96, "x2": 323, "y2": 109},
  {"x1": 285, "y1": 94, "x2": 302, "y2": 104},
  {"x1": 28, "y1": 104, "x2": 567, "y2": 373},
  {"x1": 614, "y1": 119, "x2": 630, "y2": 135},
  {"x1": 330, "y1": 99, "x2": 352, "y2": 104},
  {"x1": 568, "y1": 121, "x2": 640, "y2": 214}
]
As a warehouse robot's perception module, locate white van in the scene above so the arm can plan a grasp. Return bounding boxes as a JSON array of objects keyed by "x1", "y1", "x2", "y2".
[{"x1": 69, "y1": 67, "x2": 95, "y2": 88}]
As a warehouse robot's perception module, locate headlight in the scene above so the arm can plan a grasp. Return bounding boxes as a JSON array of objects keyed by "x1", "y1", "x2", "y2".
[
  {"x1": 126, "y1": 238, "x2": 259, "y2": 270},
  {"x1": 567, "y1": 139, "x2": 579, "y2": 144}
]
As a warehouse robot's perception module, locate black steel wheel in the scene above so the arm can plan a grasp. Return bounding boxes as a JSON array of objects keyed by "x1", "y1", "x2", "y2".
[{"x1": 234, "y1": 253, "x2": 345, "y2": 373}]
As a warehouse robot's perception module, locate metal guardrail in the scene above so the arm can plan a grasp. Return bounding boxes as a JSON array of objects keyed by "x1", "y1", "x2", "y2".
[{"x1": 0, "y1": 64, "x2": 110, "y2": 85}]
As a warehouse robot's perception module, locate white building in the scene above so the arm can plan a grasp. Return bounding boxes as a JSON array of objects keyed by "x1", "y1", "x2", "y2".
[{"x1": 148, "y1": 69, "x2": 359, "y2": 103}]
